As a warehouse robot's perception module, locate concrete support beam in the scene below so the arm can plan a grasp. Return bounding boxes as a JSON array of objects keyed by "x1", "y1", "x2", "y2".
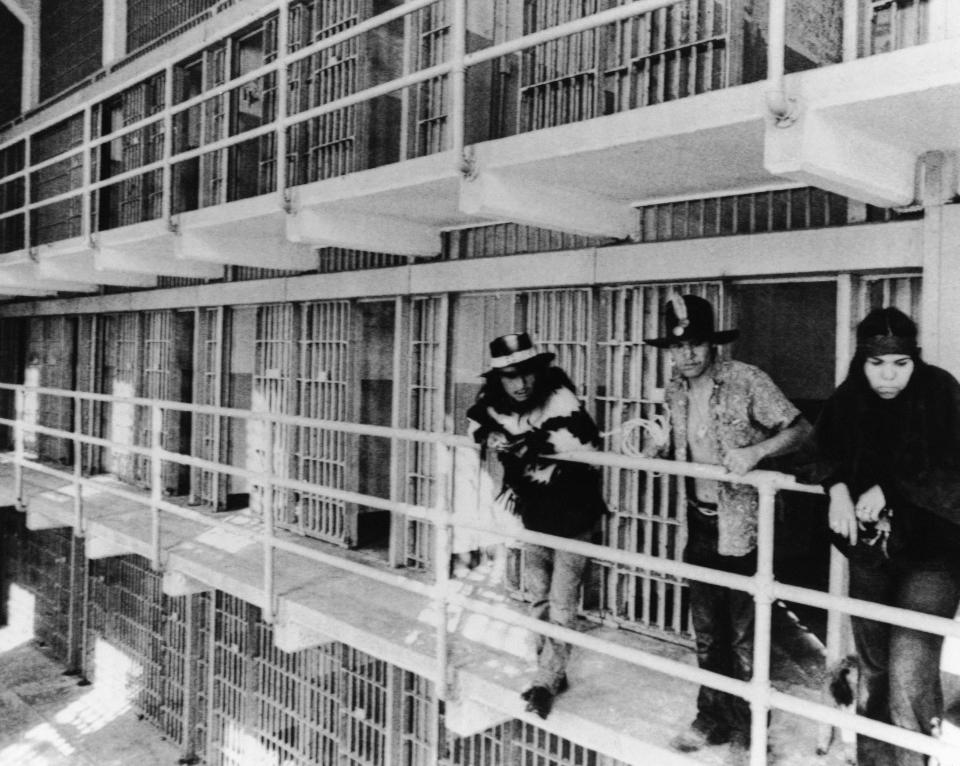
[
  {"x1": 287, "y1": 208, "x2": 439, "y2": 257},
  {"x1": 443, "y1": 698, "x2": 511, "y2": 737},
  {"x1": 162, "y1": 570, "x2": 209, "y2": 597},
  {"x1": 0, "y1": 272, "x2": 98, "y2": 293},
  {"x1": 96, "y1": 222, "x2": 224, "y2": 279},
  {"x1": 36, "y1": 252, "x2": 157, "y2": 287},
  {"x1": 25, "y1": 510, "x2": 66, "y2": 531},
  {"x1": 273, "y1": 618, "x2": 333, "y2": 653},
  {"x1": 765, "y1": 108, "x2": 916, "y2": 208},
  {"x1": 85, "y1": 536, "x2": 133, "y2": 560},
  {"x1": 459, "y1": 171, "x2": 636, "y2": 239},
  {"x1": 102, "y1": 0, "x2": 127, "y2": 66},
  {"x1": 178, "y1": 229, "x2": 317, "y2": 270}
]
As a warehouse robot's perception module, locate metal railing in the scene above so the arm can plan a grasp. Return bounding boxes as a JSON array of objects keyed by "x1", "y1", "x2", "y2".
[
  {"x1": 3, "y1": 381, "x2": 960, "y2": 765},
  {"x1": 3, "y1": 0, "x2": 938, "y2": 256}
]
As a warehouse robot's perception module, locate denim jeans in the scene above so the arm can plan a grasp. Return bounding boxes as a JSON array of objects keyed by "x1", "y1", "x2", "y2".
[
  {"x1": 684, "y1": 508, "x2": 757, "y2": 740},
  {"x1": 524, "y1": 529, "x2": 593, "y2": 693},
  {"x1": 849, "y1": 556, "x2": 960, "y2": 766}
]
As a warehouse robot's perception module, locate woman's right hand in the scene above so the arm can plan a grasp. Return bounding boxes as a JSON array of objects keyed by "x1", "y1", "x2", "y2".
[
  {"x1": 828, "y1": 483, "x2": 858, "y2": 545},
  {"x1": 487, "y1": 432, "x2": 511, "y2": 452}
]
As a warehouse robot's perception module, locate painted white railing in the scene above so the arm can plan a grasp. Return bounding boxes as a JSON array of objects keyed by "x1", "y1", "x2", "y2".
[{"x1": 3, "y1": 382, "x2": 960, "y2": 765}]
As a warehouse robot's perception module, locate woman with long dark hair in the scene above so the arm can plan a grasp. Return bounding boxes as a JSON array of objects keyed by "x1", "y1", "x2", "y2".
[{"x1": 811, "y1": 307, "x2": 960, "y2": 766}]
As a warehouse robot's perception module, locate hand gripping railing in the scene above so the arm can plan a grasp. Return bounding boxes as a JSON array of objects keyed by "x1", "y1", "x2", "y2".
[{"x1": 3, "y1": 382, "x2": 960, "y2": 765}]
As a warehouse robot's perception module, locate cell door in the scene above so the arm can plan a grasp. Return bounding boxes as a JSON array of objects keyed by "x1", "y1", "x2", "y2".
[
  {"x1": 103, "y1": 313, "x2": 141, "y2": 483},
  {"x1": 294, "y1": 300, "x2": 356, "y2": 546},
  {"x1": 400, "y1": 296, "x2": 448, "y2": 570},
  {"x1": 251, "y1": 303, "x2": 297, "y2": 526},
  {"x1": 192, "y1": 307, "x2": 228, "y2": 510},
  {"x1": 597, "y1": 281, "x2": 723, "y2": 640}
]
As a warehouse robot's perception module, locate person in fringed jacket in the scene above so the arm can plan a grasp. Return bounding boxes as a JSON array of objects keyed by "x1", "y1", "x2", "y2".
[{"x1": 467, "y1": 332, "x2": 607, "y2": 720}]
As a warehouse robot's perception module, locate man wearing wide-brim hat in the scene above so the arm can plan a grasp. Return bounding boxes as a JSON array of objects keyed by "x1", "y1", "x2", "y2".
[
  {"x1": 466, "y1": 332, "x2": 607, "y2": 720},
  {"x1": 644, "y1": 295, "x2": 811, "y2": 766}
]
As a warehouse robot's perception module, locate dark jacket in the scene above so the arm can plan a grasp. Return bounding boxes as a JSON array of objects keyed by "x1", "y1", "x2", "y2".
[
  {"x1": 466, "y1": 367, "x2": 607, "y2": 538},
  {"x1": 806, "y1": 361, "x2": 960, "y2": 562}
]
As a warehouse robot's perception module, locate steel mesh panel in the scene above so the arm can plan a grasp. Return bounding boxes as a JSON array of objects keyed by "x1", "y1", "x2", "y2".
[
  {"x1": 294, "y1": 301, "x2": 353, "y2": 544},
  {"x1": 596, "y1": 281, "x2": 722, "y2": 641}
]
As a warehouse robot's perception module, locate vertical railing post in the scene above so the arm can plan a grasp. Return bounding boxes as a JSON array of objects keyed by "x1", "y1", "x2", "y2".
[
  {"x1": 434, "y1": 440, "x2": 453, "y2": 704},
  {"x1": 764, "y1": 0, "x2": 795, "y2": 126},
  {"x1": 842, "y1": 0, "x2": 860, "y2": 62},
  {"x1": 263, "y1": 414, "x2": 276, "y2": 624},
  {"x1": 73, "y1": 391, "x2": 84, "y2": 533},
  {"x1": 749, "y1": 480, "x2": 777, "y2": 766},
  {"x1": 13, "y1": 387, "x2": 24, "y2": 510},
  {"x1": 450, "y1": 0, "x2": 467, "y2": 164},
  {"x1": 150, "y1": 403, "x2": 163, "y2": 571}
]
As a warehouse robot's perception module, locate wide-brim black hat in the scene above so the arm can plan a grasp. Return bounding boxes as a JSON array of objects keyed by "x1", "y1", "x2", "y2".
[
  {"x1": 480, "y1": 332, "x2": 555, "y2": 377},
  {"x1": 644, "y1": 294, "x2": 739, "y2": 348}
]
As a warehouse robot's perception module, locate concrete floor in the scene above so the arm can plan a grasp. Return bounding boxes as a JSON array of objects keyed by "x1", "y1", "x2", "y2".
[{"x1": 0, "y1": 585, "x2": 182, "y2": 766}]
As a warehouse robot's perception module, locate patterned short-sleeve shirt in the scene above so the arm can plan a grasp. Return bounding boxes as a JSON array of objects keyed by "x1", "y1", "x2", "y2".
[{"x1": 665, "y1": 359, "x2": 800, "y2": 556}]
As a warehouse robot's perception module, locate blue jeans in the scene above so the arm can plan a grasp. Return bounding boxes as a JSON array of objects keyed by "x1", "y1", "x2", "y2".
[
  {"x1": 524, "y1": 529, "x2": 592, "y2": 693},
  {"x1": 849, "y1": 557, "x2": 960, "y2": 766},
  {"x1": 684, "y1": 508, "x2": 756, "y2": 740}
]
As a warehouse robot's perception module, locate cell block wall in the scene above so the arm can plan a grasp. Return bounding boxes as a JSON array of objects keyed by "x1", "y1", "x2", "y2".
[{"x1": 596, "y1": 281, "x2": 722, "y2": 640}]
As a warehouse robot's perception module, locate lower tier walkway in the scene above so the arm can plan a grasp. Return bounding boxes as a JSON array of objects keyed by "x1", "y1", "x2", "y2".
[
  {"x1": 0, "y1": 586, "x2": 182, "y2": 765},
  {"x1": 2, "y1": 456, "x2": 958, "y2": 764}
]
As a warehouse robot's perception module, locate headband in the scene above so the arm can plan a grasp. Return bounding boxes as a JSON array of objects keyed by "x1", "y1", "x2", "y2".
[{"x1": 858, "y1": 334, "x2": 918, "y2": 357}]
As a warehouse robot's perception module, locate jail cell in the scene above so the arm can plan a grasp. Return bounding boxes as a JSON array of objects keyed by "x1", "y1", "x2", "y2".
[
  {"x1": 76, "y1": 314, "x2": 105, "y2": 475},
  {"x1": 192, "y1": 307, "x2": 228, "y2": 510},
  {"x1": 286, "y1": 0, "x2": 364, "y2": 184},
  {"x1": 294, "y1": 300, "x2": 356, "y2": 545},
  {"x1": 413, "y1": 1, "x2": 450, "y2": 157},
  {"x1": 520, "y1": 0, "x2": 604, "y2": 131},
  {"x1": 84, "y1": 555, "x2": 195, "y2": 752},
  {"x1": 402, "y1": 296, "x2": 447, "y2": 570},
  {"x1": 250, "y1": 304, "x2": 298, "y2": 524},
  {"x1": 204, "y1": 596, "x2": 403, "y2": 766},
  {"x1": 857, "y1": 272, "x2": 922, "y2": 321},
  {"x1": 870, "y1": 0, "x2": 929, "y2": 54},
  {"x1": 103, "y1": 313, "x2": 141, "y2": 483},
  {"x1": 518, "y1": 288, "x2": 592, "y2": 394},
  {"x1": 25, "y1": 315, "x2": 74, "y2": 464},
  {"x1": 601, "y1": 0, "x2": 731, "y2": 115},
  {"x1": 597, "y1": 281, "x2": 723, "y2": 640}
]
